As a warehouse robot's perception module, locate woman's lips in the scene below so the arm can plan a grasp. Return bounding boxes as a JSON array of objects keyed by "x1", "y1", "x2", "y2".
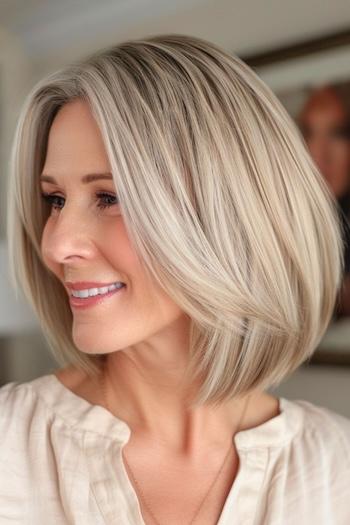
[{"x1": 69, "y1": 284, "x2": 126, "y2": 309}]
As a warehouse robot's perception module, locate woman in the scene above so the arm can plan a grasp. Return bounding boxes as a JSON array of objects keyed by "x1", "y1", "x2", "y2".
[{"x1": 1, "y1": 34, "x2": 349, "y2": 524}]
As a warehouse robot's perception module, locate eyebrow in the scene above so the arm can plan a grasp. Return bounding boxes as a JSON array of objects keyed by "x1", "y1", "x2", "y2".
[{"x1": 40, "y1": 173, "x2": 113, "y2": 184}]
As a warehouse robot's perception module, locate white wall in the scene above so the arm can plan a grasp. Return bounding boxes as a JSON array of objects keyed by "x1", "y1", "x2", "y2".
[{"x1": 0, "y1": 27, "x2": 32, "y2": 239}]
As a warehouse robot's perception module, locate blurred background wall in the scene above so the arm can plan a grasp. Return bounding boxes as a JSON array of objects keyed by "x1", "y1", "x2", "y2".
[{"x1": 1, "y1": 0, "x2": 350, "y2": 416}]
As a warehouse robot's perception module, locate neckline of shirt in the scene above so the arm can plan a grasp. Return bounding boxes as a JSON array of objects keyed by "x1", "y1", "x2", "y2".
[{"x1": 27, "y1": 373, "x2": 303, "y2": 450}]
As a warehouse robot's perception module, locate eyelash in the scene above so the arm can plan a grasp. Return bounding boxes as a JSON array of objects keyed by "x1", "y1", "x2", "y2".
[{"x1": 40, "y1": 192, "x2": 119, "y2": 211}]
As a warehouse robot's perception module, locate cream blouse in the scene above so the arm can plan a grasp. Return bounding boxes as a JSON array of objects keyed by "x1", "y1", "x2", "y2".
[{"x1": 0, "y1": 373, "x2": 349, "y2": 524}]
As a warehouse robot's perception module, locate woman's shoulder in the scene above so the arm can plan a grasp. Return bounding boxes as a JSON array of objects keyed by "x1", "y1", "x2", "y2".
[
  {"x1": 0, "y1": 370, "x2": 131, "y2": 441},
  {"x1": 0, "y1": 369, "x2": 79, "y2": 427},
  {"x1": 271, "y1": 398, "x2": 350, "y2": 521},
  {"x1": 0, "y1": 378, "x2": 35, "y2": 417},
  {"x1": 0, "y1": 379, "x2": 47, "y2": 497},
  {"x1": 285, "y1": 397, "x2": 350, "y2": 471},
  {"x1": 292, "y1": 397, "x2": 350, "y2": 442},
  {"x1": 0, "y1": 367, "x2": 76, "y2": 416},
  {"x1": 0, "y1": 378, "x2": 45, "y2": 437},
  {"x1": 0, "y1": 373, "x2": 67, "y2": 438}
]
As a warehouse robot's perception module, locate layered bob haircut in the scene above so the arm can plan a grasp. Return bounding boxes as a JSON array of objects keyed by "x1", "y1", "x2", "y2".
[{"x1": 7, "y1": 34, "x2": 345, "y2": 408}]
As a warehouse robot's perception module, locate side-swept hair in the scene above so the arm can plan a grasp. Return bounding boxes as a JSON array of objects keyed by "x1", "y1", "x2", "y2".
[{"x1": 6, "y1": 33, "x2": 345, "y2": 408}]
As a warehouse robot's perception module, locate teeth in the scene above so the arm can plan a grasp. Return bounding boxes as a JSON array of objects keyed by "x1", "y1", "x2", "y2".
[{"x1": 71, "y1": 282, "x2": 124, "y2": 298}]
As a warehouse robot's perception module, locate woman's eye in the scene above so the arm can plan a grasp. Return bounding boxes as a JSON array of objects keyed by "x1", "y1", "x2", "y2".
[
  {"x1": 40, "y1": 192, "x2": 119, "y2": 212},
  {"x1": 96, "y1": 192, "x2": 119, "y2": 209},
  {"x1": 41, "y1": 193, "x2": 64, "y2": 211}
]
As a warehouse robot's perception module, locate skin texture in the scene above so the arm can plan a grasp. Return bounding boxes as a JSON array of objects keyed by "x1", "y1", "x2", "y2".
[{"x1": 41, "y1": 98, "x2": 280, "y2": 524}]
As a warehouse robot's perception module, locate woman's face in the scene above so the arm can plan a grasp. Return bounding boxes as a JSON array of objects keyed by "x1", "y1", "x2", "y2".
[{"x1": 40, "y1": 99, "x2": 186, "y2": 355}]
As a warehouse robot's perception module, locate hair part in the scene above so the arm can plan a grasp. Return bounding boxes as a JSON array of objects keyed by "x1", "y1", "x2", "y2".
[{"x1": 7, "y1": 33, "x2": 345, "y2": 409}]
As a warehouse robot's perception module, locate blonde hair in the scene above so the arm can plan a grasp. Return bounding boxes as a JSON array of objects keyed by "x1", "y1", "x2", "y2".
[{"x1": 6, "y1": 33, "x2": 345, "y2": 408}]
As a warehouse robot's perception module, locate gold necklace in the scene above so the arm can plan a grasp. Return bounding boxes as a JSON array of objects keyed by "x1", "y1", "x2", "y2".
[{"x1": 99, "y1": 364, "x2": 251, "y2": 525}]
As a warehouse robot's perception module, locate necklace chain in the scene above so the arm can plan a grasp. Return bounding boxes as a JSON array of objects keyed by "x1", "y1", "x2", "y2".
[{"x1": 99, "y1": 363, "x2": 251, "y2": 525}]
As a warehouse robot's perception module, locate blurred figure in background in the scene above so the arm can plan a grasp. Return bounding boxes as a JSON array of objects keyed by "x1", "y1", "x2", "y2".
[{"x1": 298, "y1": 84, "x2": 350, "y2": 319}]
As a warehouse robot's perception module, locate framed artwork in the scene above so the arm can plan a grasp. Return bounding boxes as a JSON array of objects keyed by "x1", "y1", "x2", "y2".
[{"x1": 241, "y1": 29, "x2": 350, "y2": 366}]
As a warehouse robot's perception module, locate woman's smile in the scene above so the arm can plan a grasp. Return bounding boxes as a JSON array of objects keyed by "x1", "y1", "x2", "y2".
[{"x1": 69, "y1": 282, "x2": 127, "y2": 309}]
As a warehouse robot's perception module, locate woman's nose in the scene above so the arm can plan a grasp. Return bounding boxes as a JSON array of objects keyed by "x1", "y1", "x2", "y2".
[{"x1": 42, "y1": 208, "x2": 97, "y2": 265}]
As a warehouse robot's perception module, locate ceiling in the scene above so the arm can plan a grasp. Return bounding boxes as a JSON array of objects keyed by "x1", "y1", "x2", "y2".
[{"x1": 1, "y1": 0, "x2": 350, "y2": 67}]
